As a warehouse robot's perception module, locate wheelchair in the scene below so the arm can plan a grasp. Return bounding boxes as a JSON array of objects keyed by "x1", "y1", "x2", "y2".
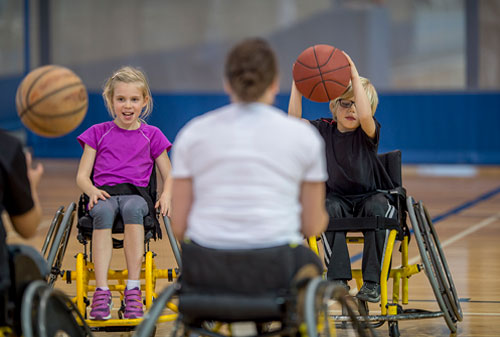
[
  {"x1": 131, "y1": 242, "x2": 378, "y2": 337},
  {"x1": 0, "y1": 244, "x2": 50, "y2": 337},
  {"x1": 41, "y1": 167, "x2": 182, "y2": 333},
  {"x1": 308, "y1": 150, "x2": 463, "y2": 337}
]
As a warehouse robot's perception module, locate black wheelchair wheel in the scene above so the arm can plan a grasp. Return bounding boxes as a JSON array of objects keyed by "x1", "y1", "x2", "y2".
[
  {"x1": 21, "y1": 281, "x2": 50, "y2": 337},
  {"x1": 46, "y1": 202, "x2": 76, "y2": 286},
  {"x1": 163, "y1": 215, "x2": 182, "y2": 269},
  {"x1": 37, "y1": 287, "x2": 92, "y2": 337},
  {"x1": 41, "y1": 206, "x2": 64, "y2": 257},
  {"x1": 132, "y1": 283, "x2": 180, "y2": 337},
  {"x1": 420, "y1": 202, "x2": 463, "y2": 322},
  {"x1": 406, "y1": 196, "x2": 458, "y2": 333},
  {"x1": 304, "y1": 277, "x2": 376, "y2": 337}
]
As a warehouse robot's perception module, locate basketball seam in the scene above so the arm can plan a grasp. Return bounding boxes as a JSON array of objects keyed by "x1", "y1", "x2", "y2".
[
  {"x1": 20, "y1": 66, "x2": 58, "y2": 118},
  {"x1": 294, "y1": 65, "x2": 350, "y2": 87},
  {"x1": 20, "y1": 82, "x2": 85, "y2": 118},
  {"x1": 29, "y1": 102, "x2": 88, "y2": 119},
  {"x1": 21, "y1": 111, "x2": 63, "y2": 136},
  {"x1": 311, "y1": 46, "x2": 333, "y2": 101}
]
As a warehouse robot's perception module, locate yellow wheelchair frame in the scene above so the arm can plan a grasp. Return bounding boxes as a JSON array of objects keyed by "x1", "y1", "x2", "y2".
[
  {"x1": 44, "y1": 201, "x2": 181, "y2": 331},
  {"x1": 307, "y1": 195, "x2": 463, "y2": 337}
]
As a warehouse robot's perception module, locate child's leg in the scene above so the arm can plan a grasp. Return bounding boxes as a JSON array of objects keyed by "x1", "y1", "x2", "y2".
[
  {"x1": 89, "y1": 198, "x2": 119, "y2": 288},
  {"x1": 324, "y1": 194, "x2": 353, "y2": 282},
  {"x1": 357, "y1": 192, "x2": 395, "y2": 282},
  {"x1": 120, "y1": 195, "x2": 148, "y2": 281},
  {"x1": 120, "y1": 195, "x2": 148, "y2": 319},
  {"x1": 89, "y1": 198, "x2": 118, "y2": 320},
  {"x1": 93, "y1": 229, "x2": 113, "y2": 287}
]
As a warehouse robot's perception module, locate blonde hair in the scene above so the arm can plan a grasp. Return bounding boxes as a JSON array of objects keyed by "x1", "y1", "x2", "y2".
[
  {"x1": 102, "y1": 66, "x2": 153, "y2": 120},
  {"x1": 329, "y1": 77, "x2": 378, "y2": 120}
]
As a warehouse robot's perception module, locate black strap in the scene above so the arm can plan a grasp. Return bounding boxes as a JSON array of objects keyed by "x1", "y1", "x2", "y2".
[
  {"x1": 326, "y1": 216, "x2": 400, "y2": 232},
  {"x1": 99, "y1": 183, "x2": 162, "y2": 239}
]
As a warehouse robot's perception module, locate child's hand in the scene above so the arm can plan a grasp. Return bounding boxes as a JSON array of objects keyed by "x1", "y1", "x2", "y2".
[
  {"x1": 342, "y1": 51, "x2": 359, "y2": 79},
  {"x1": 25, "y1": 151, "x2": 44, "y2": 190},
  {"x1": 156, "y1": 193, "x2": 171, "y2": 217},
  {"x1": 88, "y1": 188, "x2": 110, "y2": 209}
]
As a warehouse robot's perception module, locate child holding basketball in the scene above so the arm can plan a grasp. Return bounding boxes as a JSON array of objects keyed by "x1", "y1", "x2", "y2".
[
  {"x1": 76, "y1": 66, "x2": 172, "y2": 320},
  {"x1": 288, "y1": 52, "x2": 395, "y2": 303}
]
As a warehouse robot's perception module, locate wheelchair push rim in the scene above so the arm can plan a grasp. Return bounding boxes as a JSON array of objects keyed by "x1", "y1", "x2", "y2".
[{"x1": 406, "y1": 196, "x2": 458, "y2": 333}]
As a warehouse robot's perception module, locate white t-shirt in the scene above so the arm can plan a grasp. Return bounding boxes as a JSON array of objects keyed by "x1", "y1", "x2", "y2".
[{"x1": 171, "y1": 102, "x2": 327, "y2": 249}]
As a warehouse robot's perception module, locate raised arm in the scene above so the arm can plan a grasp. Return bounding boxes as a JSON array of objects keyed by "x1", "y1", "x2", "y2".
[
  {"x1": 75, "y1": 144, "x2": 110, "y2": 209},
  {"x1": 155, "y1": 150, "x2": 173, "y2": 216},
  {"x1": 170, "y1": 177, "x2": 193, "y2": 240},
  {"x1": 10, "y1": 152, "x2": 44, "y2": 238},
  {"x1": 288, "y1": 81, "x2": 308, "y2": 122},
  {"x1": 344, "y1": 52, "x2": 376, "y2": 138},
  {"x1": 299, "y1": 181, "x2": 328, "y2": 238}
]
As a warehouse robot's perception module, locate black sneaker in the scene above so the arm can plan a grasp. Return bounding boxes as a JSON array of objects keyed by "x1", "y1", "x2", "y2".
[{"x1": 356, "y1": 281, "x2": 380, "y2": 303}]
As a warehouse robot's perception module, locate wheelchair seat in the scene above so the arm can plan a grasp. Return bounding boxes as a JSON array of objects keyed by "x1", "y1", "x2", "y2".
[
  {"x1": 178, "y1": 242, "x2": 306, "y2": 328},
  {"x1": 76, "y1": 166, "x2": 162, "y2": 248},
  {"x1": 324, "y1": 150, "x2": 408, "y2": 238}
]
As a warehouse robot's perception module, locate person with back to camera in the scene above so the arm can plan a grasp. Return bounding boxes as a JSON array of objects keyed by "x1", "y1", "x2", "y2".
[
  {"x1": 0, "y1": 130, "x2": 43, "y2": 325},
  {"x1": 288, "y1": 52, "x2": 396, "y2": 303},
  {"x1": 76, "y1": 66, "x2": 173, "y2": 320},
  {"x1": 170, "y1": 38, "x2": 329, "y2": 319}
]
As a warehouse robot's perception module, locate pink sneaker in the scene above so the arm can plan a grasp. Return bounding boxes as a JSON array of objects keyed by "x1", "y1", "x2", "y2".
[
  {"x1": 123, "y1": 287, "x2": 143, "y2": 319},
  {"x1": 89, "y1": 288, "x2": 112, "y2": 320}
]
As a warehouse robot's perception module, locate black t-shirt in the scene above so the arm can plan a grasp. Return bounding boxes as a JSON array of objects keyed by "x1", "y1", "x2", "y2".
[
  {"x1": 0, "y1": 130, "x2": 34, "y2": 291},
  {"x1": 309, "y1": 118, "x2": 393, "y2": 196}
]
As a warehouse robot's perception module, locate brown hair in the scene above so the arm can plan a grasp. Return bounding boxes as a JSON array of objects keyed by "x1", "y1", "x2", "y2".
[
  {"x1": 224, "y1": 38, "x2": 277, "y2": 102},
  {"x1": 102, "y1": 66, "x2": 153, "y2": 120}
]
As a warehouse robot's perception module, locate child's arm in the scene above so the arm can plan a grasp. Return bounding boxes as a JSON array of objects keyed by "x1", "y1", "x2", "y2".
[
  {"x1": 155, "y1": 150, "x2": 172, "y2": 216},
  {"x1": 288, "y1": 81, "x2": 310, "y2": 123},
  {"x1": 170, "y1": 177, "x2": 193, "y2": 240},
  {"x1": 344, "y1": 52, "x2": 376, "y2": 138},
  {"x1": 76, "y1": 144, "x2": 110, "y2": 209}
]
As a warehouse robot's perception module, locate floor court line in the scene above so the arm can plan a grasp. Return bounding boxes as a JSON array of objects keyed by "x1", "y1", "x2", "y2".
[
  {"x1": 407, "y1": 211, "x2": 500, "y2": 265},
  {"x1": 350, "y1": 185, "x2": 500, "y2": 263}
]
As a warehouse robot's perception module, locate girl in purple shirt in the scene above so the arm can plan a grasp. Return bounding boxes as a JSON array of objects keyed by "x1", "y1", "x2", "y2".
[{"x1": 76, "y1": 66, "x2": 172, "y2": 320}]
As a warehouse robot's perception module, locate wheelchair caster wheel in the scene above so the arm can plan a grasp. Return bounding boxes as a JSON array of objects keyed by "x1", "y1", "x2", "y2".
[
  {"x1": 357, "y1": 299, "x2": 369, "y2": 316},
  {"x1": 389, "y1": 321, "x2": 400, "y2": 337}
]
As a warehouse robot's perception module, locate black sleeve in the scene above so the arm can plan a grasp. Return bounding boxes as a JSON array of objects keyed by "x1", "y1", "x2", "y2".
[{"x1": 3, "y1": 141, "x2": 34, "y2": 216}]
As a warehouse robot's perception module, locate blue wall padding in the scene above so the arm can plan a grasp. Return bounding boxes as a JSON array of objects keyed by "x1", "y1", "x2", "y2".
[{"x1": 2, "y1": 90, "x2": 500, "y2": 164}]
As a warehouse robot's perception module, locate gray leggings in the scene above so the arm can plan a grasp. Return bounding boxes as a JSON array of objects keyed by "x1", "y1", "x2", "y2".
[{"x1": 89, "y1": 195, "x2": 148, "y2": 229}]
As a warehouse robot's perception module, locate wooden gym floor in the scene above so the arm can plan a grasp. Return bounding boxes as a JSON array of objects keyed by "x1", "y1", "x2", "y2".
[{"x1": 5, "y1": 159, "x2": 500, "y2": 336}]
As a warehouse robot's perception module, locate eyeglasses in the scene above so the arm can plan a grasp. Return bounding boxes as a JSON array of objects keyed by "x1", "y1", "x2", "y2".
[{"x1": 338, "y1": 99, "x2": 355, "y2": 109}]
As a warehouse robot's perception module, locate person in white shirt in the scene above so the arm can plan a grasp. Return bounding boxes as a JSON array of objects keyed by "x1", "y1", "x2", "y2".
[{"x1": 170, "y1": 38, "x2": 328, "y2": 298}]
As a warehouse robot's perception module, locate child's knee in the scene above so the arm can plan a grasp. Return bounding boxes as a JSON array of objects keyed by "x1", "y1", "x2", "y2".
[
  {"x1": 90, "y1": 199, "x2": 118, "y2": 229},
  {"x1": 359, "y1": 193, "x2": 391, "y2": 217},
  {"x1": 325, "y1": 198, "x2": 345, "y2": 218},
  {"x1": 120, "y1": 196, "x2": 148, "y2": 225}
]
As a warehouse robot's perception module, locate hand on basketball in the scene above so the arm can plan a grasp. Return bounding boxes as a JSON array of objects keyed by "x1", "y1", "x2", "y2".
[
  {"x1": 342, "y1": 51, "x2": 359, "y2": 79},
  {"x1": 156, "y1": 193, "x2": 171, "y2": 217},
  {"x1": 88, "y1": 188, "x2": 110, "y2": 209}
]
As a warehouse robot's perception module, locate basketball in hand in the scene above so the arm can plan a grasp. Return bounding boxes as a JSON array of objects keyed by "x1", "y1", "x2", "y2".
[{"x1": 292, "y1": 44, "x2": 351, "y2": 103}]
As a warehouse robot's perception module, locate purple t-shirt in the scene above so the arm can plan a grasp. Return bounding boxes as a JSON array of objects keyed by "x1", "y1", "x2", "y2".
[{"x1": 77, "y1": 121, "x2": 172, "y2": 187}]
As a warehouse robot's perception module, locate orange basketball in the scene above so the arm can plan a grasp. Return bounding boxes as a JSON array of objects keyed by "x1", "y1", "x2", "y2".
[
  {"x1": 15, "y1": 65, "x2": 88, "y2": 137},
  {"x1": 292, "y1": 44, "x2": 351, "y2": 103}
]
